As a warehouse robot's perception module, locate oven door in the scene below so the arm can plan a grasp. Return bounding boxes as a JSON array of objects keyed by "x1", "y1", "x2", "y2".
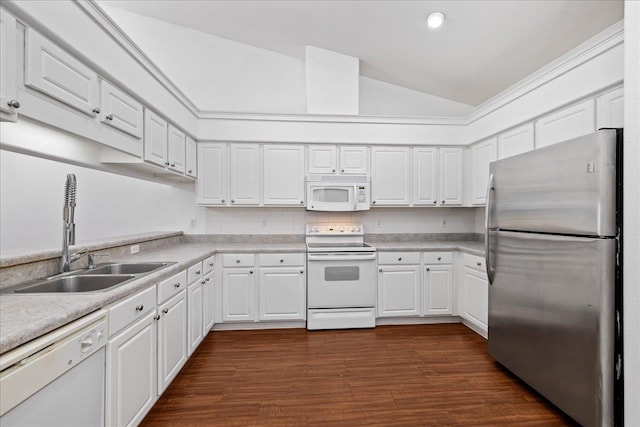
[
  {"x1": 307, "y1": 252, "x2": 377, "y2": 308},
  {"x1": 307, "y1": 184, "x2": 355, "y2": 211}
]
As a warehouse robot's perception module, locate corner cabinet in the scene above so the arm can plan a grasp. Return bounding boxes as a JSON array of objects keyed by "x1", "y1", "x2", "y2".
[
  {"x1": 0, "y1": 9, "x2": 19, "y2": 122},
  {"x1": 263, "y1": 145, "x2": 305, "y2": 206},
  {"x1": 371, "y1": 147, "x2": 411, "y2": 206}
]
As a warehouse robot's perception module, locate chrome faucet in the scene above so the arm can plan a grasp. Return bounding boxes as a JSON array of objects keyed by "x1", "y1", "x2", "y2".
[{"x1": 60, "y1": 174, "x2": 82, "y2": 273}]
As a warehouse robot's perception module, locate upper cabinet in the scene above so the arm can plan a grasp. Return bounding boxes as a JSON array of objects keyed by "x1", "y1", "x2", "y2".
[
  {"x1": 197, "y1": 143, "x2": 227, "y2": 205},
  {"x1": 371, "y1": 147, "x2": 411, "y2": 206},
  {"x1": 263, "y1": 145, "x2": 305, "y2": 206},
  {"x1": 99, "y1": 80, "x2": 143, "y2": 139},
  {"x1": 230, "y1": 144, "x2": 260, "y2": 205},
  {"x1": 535, "y1": 99, "x2": 595, "y2": 149},
  {"x1": 144, "y1": 110, "x2": 169, "y2": 167},
  {"x1": 167, "y1": 125, "x2": 186, "y2": 174},
  {"x1": 0, "y1": 9, "x2": 19, "y2": 122},
  {"x1": 308, "y1": 145, "x2": 369, "y2": 175},
  {"x1": 413, "y1": 147, "x2": 438, "y2": 206},
  {"x1": 470, "y1": 138, "x2": 497, "y2": 205},
  {"x1": 185, "y1": 136, "x2": 197, "y2": 178},
  {"x1": 438, "y1": 147, "x2": 463, "y2": 206},
  {"x1": 497, "y1": 123, "x2": 534, "y2": 160},
  {"x1": 596, "y1": 87, "x2": 624, "y2": 129}
]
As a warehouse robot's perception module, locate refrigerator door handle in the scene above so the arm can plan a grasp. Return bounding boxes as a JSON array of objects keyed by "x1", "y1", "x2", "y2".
[{"x1": 485, "y1": 173, "x2": 495, "y2": 284}]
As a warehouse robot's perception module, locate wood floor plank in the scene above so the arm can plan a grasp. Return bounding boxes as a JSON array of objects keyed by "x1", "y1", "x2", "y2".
[{"x1": 141, "y1": 324, "x2": 578, "y2": 426}]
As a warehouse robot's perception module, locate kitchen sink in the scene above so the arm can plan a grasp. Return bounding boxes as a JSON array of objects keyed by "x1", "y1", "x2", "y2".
[
  {"x1": 83, "y1": 262, "x2": 172, "y2": 275},
  {"x1": 13, "y1": 275, "x2": 136, "y2": 293}
]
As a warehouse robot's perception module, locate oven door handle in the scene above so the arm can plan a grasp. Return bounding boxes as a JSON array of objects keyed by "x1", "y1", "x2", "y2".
[{"x1": 308, "y1": 254, "x2": 377, "y2": 261}]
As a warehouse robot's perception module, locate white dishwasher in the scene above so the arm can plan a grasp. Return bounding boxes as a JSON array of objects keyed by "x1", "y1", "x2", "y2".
[{"x1": 0, "y1": 309, "x2": 108, "y2": 426}]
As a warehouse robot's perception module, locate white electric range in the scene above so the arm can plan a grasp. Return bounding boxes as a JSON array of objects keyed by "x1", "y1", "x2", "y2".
[{"x1": 306, "y1": 224, "x2": 377, "y2": 330}]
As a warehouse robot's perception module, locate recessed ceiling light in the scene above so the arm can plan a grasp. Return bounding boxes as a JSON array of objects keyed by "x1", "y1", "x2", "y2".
[{"x1": 426, "y1": 11, "x2": 445, "y2": 29}]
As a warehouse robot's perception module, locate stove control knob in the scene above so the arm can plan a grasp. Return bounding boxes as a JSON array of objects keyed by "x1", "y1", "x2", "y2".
[
  {"x1": 340, "y1": 227, "x2": 345, "y2": 232},
  {"x1": 350, "y1": 227, "x2": 355, "y2": 232}
]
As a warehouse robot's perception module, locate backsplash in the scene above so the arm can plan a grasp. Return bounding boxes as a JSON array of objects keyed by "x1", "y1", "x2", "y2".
[{"x1": 202, "y1": 207, "x2": 480, "y2": 235}]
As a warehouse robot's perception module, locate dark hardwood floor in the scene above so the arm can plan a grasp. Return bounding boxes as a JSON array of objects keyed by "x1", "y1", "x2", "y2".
[{"x1": 141, "y1": 324, "x2": 578, "y2": 426}]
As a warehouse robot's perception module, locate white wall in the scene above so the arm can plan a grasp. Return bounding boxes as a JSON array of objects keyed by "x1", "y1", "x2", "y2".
[
  {"x1": 202, "y1": 207, "x2": 478, "y2": 235},
  {"x1": 0, "y1": 150, "x2": 192, "y2": 253},
  {"x1": 623, "y1": 1, "x2": 640, "y2": 424}
]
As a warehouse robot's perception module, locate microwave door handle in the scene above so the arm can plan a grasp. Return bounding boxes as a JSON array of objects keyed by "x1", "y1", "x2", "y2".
[{"x1": 353, "y1": 184, "x2": 358, "y2": 210}]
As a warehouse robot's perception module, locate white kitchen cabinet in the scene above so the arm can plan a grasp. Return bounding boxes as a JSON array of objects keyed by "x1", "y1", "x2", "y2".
[
  {"x1": 197, "y1": 143, "x2": 227, "y2": 205},
  {"x1": 497, "y1": 122, "x2": 534, "y2": 160},
  {"x1": 371, "y1": 147, "x2": 411, "y2": 206},
  {"x1": 187, "y1": 279, "x2": 204, "y2": 356},
  {"x1": 258, "y1": 267, "x2": 306, "y2": 321},
  {"x1": 461, "y1": 265, "x2": 489, "y2": 337},
  {"x1": 423, "y1": 265, "x2": 453, "y2": 315},
  {"x1": 185, "y1": 136, "x2": 197, "y2": 178},
  {"x1": 24, "y1": 27, "x2": 100, "y2": 118},
  {"x1": 339, "y1": 146, "x2": 369, "y2": 175},
  {"x1": 99, "y1": 79, "x2": 143, "y2": 139},
  {"x1": 438, "y1": 147, "x2": 463, "y2": 205},
  {"x1": 0, "y1": 9, "x2": 19, "y2": 122},
  {"x1": 157, "y1": 291, "x2": 188, "y2": 394},
  {"x1": 377, "y1": 265, "x2": 421, "y2": 317},
  {"x1": 535, "y1": 99, "x2": 596, "y2": 148},
  {"x1": 144, "y1": 109, "x2": 169, "y2": 167},
  {"x1": 106, "y1": 312, "x2": 157, "y2": 427},
  {"x1": 596, "y1": 87, "x2": 624, "y2": 129},
  {"x1": 230, "y1": 144, "x2": 260, "y2": 205},
  {"x1": 308, "y1": 145, "x2": 337, "y2": 174},
  {"x1": 413, "y1": 147, "x2": 438, "y2": 206},
  {"x1": 167, "y1": 125, "x2": 186, "y2": 174},
  {"x1": 222, "y1": 267, "x2": 256, "y2": 321},
  {"x1": 203, "y1": 271, "x2": 215, "y2": 332},
  {"x1": 471, "y1": 138, "x2": 497, "y2": 205},
  {"x1": 263, "y1": 145, "x2": 305, "y2": 206}
]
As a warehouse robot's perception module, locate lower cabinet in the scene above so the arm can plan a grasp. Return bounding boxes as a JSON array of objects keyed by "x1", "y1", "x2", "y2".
[
  {"x1": 461, "y1": 266, "x2": 489, "y2": 336},
  {"x1": 157, "y1": 291, "x2": 188, "y2": 394},
  {"x1": 377, "y1": 265, "x2": 420, "y2": 317},
  {"x1": 187, "y1": 279, "x2": 204, "y2": 356},
  {"x1": 222, "y1": 267, "x2": 256, "y2": 322},
  {"x1": 203, "y1": 270, "x2": 215, "y2": 332},
  {"x1": 259, "y1": 267, "x2": 306, "y2": 320},
  {"x1": 423, "y1": 265, "x2": 453, "y2": 315},
  {"x1": 106, "y1": 311, "x2": 157, "y2": 427}
]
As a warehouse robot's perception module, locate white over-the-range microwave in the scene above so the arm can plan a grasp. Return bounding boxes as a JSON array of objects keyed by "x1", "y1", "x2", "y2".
[{"x1": 306, "y1": 175, "x2": 370, "y2": 211}]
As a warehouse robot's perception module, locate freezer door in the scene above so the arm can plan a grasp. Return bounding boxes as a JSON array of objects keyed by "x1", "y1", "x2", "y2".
[
  {"x1": 487, "y1": 230, "x2": 616, "y2": 427},
  {"x1": 489, "y1": 129, "x2": 617, "y2": 237}
]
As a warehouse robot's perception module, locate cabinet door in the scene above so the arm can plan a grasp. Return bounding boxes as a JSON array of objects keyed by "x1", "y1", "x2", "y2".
[
  {"x1": 99, "y1": 79, "x2": 143, "y2": 138},
  {"x1": 535, "y1": 99, "x2": 595, "y2": 148},
  {"x1": 230, "y1": 144, "x2": 260, "y2": 205},
  {"x1": 0, "y1": 9, "x2": 18, "y2": 120},
  {"x1": 308, "y1": 145, "x2": 337, "y2": 174},
  {"x1": 24, "y1": 28, "x2": 99, "y2": 117},
  {"x1": 158, "y1": 291, "x2": 188, "y2": 394},
  {"x1": 144, "y1": 109, "x2": 168, "y2": 167},
  {"x1": 339, "y1": 146, "x2": 369, "y2": 175},
  {"x1": 462, "y1": 268, "x2": 488, "y2": 333},
  {"x1": 497, "y1": 123, "x2": 534, "y2": 160},
  {"x1": 439, "y1": 147, "x2": 463, "y2": 205},
  {"x1": 413, "y1": 147, "x2": 438, "y2": 206},
  {"x1": 471, "y1": 138, "x2": 497, "y2": 205},
  {"x1": 371, "y1": 147, "x2": 411, "y2": 206},
  {"x1": 185, "y1": 136, "x2": 197, "y2": 178},
  {"x1": 596, "y1": 87, "x2": 624, "y2": 129},
  {"x1": 187, "y1": 282, "x2": 204, "y2": 356},
  {"x1": 259, "y1": 267, "x2": 306, "y2": 321},
  {"x1": 167, "y1": 125, "x2": 186, "y2": 173},
  {"x1": 197, "y1": 143, "x2": 227, "y2": 205},
  {"x1": 106, "y1": 312, "x2": 157, "y2": 427},
  {"x1": 263, "y1": 145, "x2": 305, "y2": 206},
  {"x1": 377, "y1": 265, "x2": 420, "y2": 317},
  {"x1": 203, "y1": 272, "x2": 215, "y2": 332},
  {"x1": 423, "y1": 265, "x2": 453, "y2": 315},
  {"x1": 223, "y1": 268, "x2": 256, "y2": 321}
]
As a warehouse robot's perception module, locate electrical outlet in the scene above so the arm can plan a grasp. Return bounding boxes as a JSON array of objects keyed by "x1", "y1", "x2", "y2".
[
  {"x1": 130, "y1": 244, "x2": 140, "y2": 254},
  {"x1": 190, "y1": 218, "x2": 197, "y2": 228},
  {"x1": 262, "y1": 219, "x2": 268, "y2": 228},
  {"x1": 441, "y1": 218, "x2": 447, "y2": 227},
  {"x1": 377, "y1": 219, "x2": 382, "y2": 227}
]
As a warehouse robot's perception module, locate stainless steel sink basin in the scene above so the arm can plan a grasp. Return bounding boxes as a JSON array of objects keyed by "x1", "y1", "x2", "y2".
[
  {"x1": 84, "y1": 262, "x2": 172, "y2": 275},
  {"x1": 14, "y1": 275, "x2": 135, "y2": 293}
]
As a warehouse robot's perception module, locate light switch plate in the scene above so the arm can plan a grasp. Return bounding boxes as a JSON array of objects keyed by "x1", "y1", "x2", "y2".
[{"x1": 130, "y1": 244, "x2": 140, "y2": 254}]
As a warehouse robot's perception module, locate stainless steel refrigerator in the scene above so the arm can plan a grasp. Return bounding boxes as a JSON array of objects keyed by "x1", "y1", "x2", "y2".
[{"x1": 485, "y1": 129, "x2": 623, "y2": 427}]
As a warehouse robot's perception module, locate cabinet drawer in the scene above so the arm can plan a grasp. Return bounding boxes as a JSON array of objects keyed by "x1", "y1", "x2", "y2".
[
  {"x1": 378, "y1": 252, "x2": 420, "y2": 265},
  {"x1": 423, "y1": 252, "x2": 453, "y2": 264},
  {"x1": 187, "y1": 261, "x2": 204, "y2": 284},
  {"x1": 157, "y1": 270, "x2": 187, "y2": 304},
  {"x1": 259, "y1": 253, "x2": 305, "y2": 267},
  {"x1": 464, "y1": 253, "x2": 486, "y2": 271},
  {"x1": 108, "y1": 285, "x2": 156, "y2": 337},
  {"x1": 223, "y1": 253, "x2": 255, "y2": 267},
  {"x1": 203, "y1": 255, "x2": 215, "y2": 274}
]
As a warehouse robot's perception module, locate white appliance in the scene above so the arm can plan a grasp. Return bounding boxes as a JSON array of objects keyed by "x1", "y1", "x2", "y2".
[
  {"x1": 0, "y1": 310, "x2": 108, "y2": 427},
  {"x1": 306, "y1": 224, "x2": 377, "y2": 330},
  {"x1": 306, "y1": 175, "x2": 370, "y2": 211}
]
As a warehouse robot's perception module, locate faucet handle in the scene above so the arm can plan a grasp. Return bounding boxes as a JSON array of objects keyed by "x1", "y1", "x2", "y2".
[{"x1": 88, "y1": 253, "x2": 109, "y2": 269}]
